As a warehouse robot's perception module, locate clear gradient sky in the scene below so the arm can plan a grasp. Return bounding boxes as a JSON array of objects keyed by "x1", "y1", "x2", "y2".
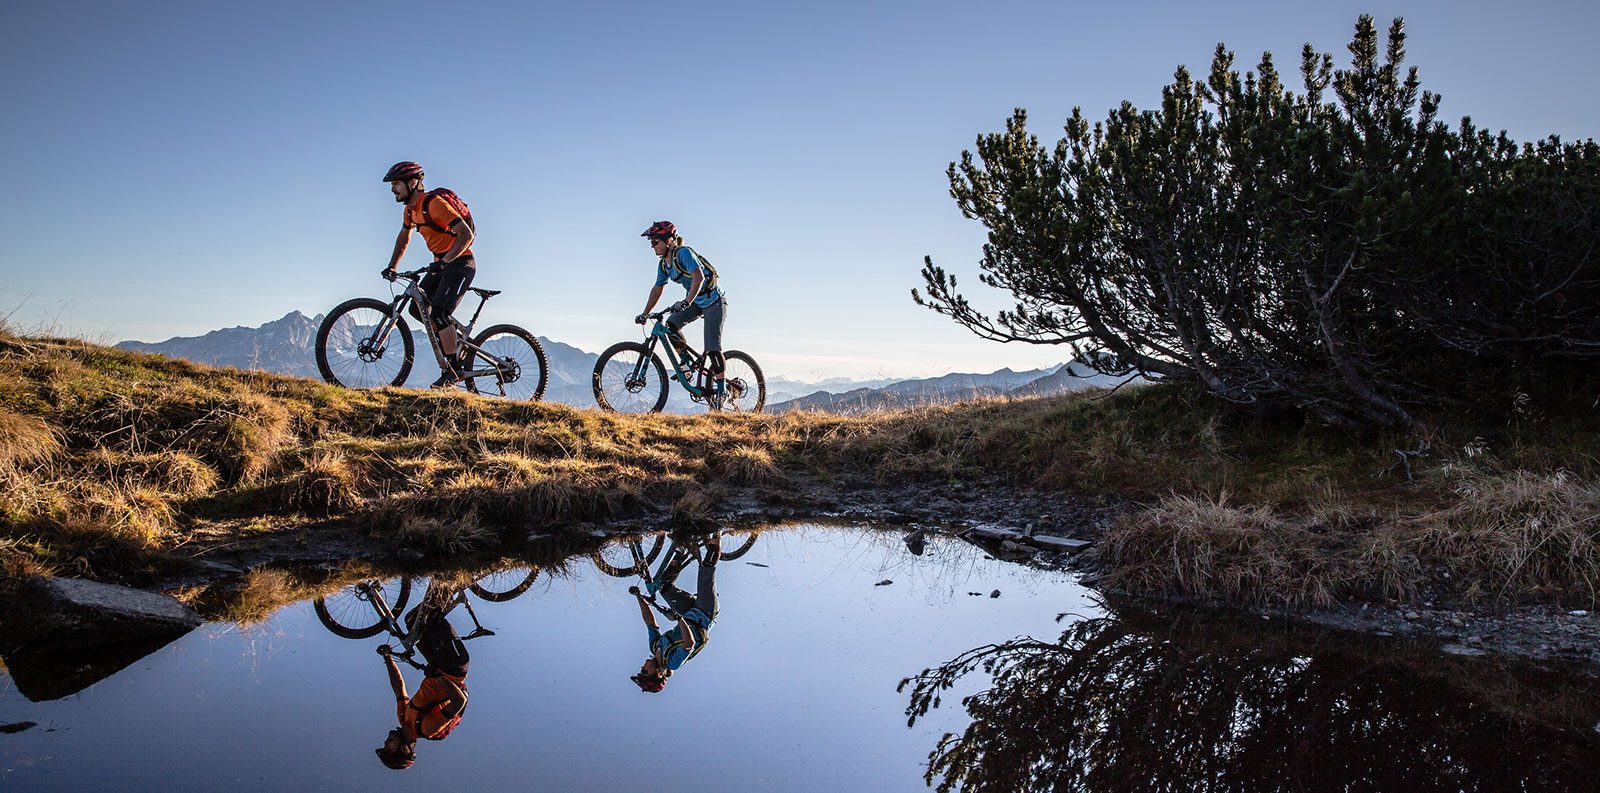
[{"x1": 3, "y1": 1, "x2": 1597, "y2": 380}]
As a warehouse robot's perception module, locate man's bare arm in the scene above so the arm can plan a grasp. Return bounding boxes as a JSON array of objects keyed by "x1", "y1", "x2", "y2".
[
  {"x1": 386, "y1": 226, "x2": 411, "y2": 272},
  {"x1": 441, "y1": 220, "x2": 474, "y2": 263}
]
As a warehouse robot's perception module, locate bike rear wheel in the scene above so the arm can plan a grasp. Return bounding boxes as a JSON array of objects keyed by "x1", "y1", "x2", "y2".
[
  {"x1": 719, "y1": 350, "x2": 766, "y2": 413},
  {"x1": 469, "y1": 323, "x2": 549, "y2": 401},
  {"x1": 313, "y1": 576, "x2": 412, "y2": 639},
  {"x1": 591, "y1": 534, "x2": 666, "y2": 577},
  {"x1": 316, "y1": 298, "x2": 415, "y2": 389},
  {"x1": 593, "y1": 341, "x2": 669, "y2": 413}
]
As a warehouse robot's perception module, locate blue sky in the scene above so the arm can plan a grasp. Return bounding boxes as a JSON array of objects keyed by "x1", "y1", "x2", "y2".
[{"x1": 3, "y1": 0, "x2": 1597, "y2": 380}]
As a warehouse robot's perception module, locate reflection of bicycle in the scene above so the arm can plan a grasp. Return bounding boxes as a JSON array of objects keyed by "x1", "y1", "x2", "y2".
[
  {"x1": 591, "y1": 310, "x2": 765, "y2": 413},
  {"x1": 315, "y1": 267, "x2": 549, "y2": 399},
  {"x1": 312, "y1": 565, "x2": 541, "y2": 640},
  {"x1": 592, "y1": 530, "x2": 760, "y2": 614}
]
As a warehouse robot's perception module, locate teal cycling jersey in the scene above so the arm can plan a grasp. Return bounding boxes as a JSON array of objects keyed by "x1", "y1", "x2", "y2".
[
  {"x1": 646, "y1": 608, "x2": 713, "y2": 671},
  {"x1": 655, "y1": 246, "x2": 724, "y2": 309}
]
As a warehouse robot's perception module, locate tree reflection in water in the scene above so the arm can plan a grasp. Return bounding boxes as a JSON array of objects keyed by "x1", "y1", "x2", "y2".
[{"x1": 900, "y1": 604, "x2": 1600, "y2": 792}]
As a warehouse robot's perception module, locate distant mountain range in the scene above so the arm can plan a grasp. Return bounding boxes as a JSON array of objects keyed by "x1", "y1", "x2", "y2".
[
  {"x1": 766, "y1": 360, "x2": 1123, "y2": 413},
  {"x1": 116, "y1": 311, "x2": 1123, "y2": 413}
]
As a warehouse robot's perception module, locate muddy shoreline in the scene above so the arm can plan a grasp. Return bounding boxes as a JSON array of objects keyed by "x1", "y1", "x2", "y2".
[{"x1": 126, "y1": 476, "x2": 1599, "y2": 672}]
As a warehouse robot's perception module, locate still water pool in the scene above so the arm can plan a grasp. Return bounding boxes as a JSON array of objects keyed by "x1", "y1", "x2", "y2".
[{"x1": 2, "y1": 524, "x2": 1597, "y2": 791}]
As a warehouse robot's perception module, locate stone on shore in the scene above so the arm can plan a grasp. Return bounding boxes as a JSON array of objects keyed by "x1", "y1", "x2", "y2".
[{"x1": 1, "y1": 576, "x2": 203, "y2": 654}]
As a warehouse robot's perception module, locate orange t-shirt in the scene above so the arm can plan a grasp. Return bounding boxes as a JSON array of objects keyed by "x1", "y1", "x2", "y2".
[
  {"x1": 405, "y1": 193, "x2": 473, "y2": 258},
  {"x1": 403, "y1": 672, "x2": 468, "y2": 740}
]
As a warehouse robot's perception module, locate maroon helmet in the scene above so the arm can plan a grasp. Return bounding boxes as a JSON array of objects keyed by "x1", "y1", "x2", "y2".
[
  {"x1": 382, "y1": 161, "x2": 424, "y2": 182},
  {"x1": 640, "y1": 220, "x2": 677, "y2": 239}
]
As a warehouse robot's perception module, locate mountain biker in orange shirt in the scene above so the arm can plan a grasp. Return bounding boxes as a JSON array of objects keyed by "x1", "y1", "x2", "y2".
[
  {"x1": 375, "y1": 585, "x2": 471, "y2": 770},
  {"x1": 380, "y1": 161, "x2": 477, "y2": 387}
]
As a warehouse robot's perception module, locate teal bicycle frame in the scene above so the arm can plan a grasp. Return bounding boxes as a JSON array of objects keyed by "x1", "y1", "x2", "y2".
[
  {"x1": 618, "y1": 535, "x2": 699, "y2": 619},
  {"x1": 638, "y1": 312, "x2": 724, "y2": 401}
]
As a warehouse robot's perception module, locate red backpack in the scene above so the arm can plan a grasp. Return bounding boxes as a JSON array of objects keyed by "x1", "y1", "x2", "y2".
[{"x1": 417, "y1": 188, "x2": 475, "y2": 236}]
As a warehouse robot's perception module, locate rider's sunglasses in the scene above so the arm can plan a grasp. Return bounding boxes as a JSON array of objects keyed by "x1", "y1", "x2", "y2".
[{"x1": 648, "y1": 238, "x2": 665, "y2": 245}]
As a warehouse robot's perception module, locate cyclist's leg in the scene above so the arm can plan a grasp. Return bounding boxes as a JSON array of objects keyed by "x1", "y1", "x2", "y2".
[
  {"x1": 660, "y1": 583, "x2": 695, "y2": 615},
  {"x1": 665, "y1": 303, "x2": 704, "y2": 354},
  {"x1": 429, "y1": 258, "x2": 476, "y2": 361},
  {"x1": 694, "y1": 555, "x2": 718, "y2": 620},
  {"x1": 702, "y1": 298, "x2": 727, "y2": 387},
  {"x1": 412, "y1": 270, "x2": 443, "y2": 323},
  {"x1": 408, "y1": 585, "x2": 469, "y2": 675}
]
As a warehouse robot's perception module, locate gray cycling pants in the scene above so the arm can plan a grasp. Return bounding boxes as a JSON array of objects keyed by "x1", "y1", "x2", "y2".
[
  {"x1": 667, "y1": 297, "x2": 726, "y2": 354},
  {"x1": 661, "y1": 557, "x2": 719, "y2": 621}
]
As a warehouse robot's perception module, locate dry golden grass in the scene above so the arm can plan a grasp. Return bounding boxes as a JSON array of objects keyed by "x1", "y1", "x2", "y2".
[
  {"x1": 0, "y1": 408, "x2": 59, "y2": 469},
  {"x1": 1099, "y1": 494, "x2": 1347, "y2": 607},
  {"x1": 4, "y1": 332, "x2": 1600, "y2": 610},
  {"x1": 1405, "y1": 467, "x2": 1600, "y2": 601}
]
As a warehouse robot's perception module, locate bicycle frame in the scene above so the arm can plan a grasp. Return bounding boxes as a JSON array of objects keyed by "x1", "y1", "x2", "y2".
[
  {"x1": 635, "y1": 316, "x2": 723, "y2": 401},
  {"x1": 355, "y1": 579, "x2": 495, "y2": 667},
  {"x1": 366, "y1": 269, "x2": 508, "y2": 388},
  {"x1": 618, "y1": 536, "x2": 698, "y2": 619}
]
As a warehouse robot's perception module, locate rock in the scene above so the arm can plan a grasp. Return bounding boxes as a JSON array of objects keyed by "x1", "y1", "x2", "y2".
[
  {"x1": 0, "y1": 577, "x2": 203, "y2": 654},
  {"x1": 187, "y1": 559, "x2": 245, "y2": 578},
  {"x1": 2, "y1": 634, "x2": 183, "y2": 702},
  {"x1": 1441, "y1": 644, "x2": 1487, "y2": 657},
  {"x1": 0, "y1": 721, "x2": 38, "y2": 734},
  {"x1": 967, "y1": 592, "x2": 983, "y2": 597},
  {"x1": 745, "y1": 562, "x2": 770, "y2": 568},
  {"x1": 1403, "y1": 611, "x2": 1421, "y2": 620},
  {"x1": 1030, "y1": 535, "x2": 1092, "y2": 551},
  {"x1": 990, "y1": 589, "x2": 1001, "y2": 599},
  {"x1": 904, "y1": 528, "x2": 927, "y2": 556},
  {"x1": 395, "y1": 548, "x2": 426, "y2": 563},
  {"x1": 1570, "y1": 610, "x2": 1590, "y2": 617},
  {"x1": 874, "y1": 579, "x2": 893, "y2": 587}
]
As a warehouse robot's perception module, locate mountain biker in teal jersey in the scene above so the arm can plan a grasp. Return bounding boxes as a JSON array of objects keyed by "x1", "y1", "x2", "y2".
[
  {"x1": 630, "y1": 536, "x2": 720, "y2": 693},
  {"x1": 634, "y1": 221, "x2": 729, "y2": 404}
]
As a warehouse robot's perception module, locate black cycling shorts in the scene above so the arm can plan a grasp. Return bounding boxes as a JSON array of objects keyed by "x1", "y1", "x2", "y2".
[{"x1": 413, "y1": 256, "x2": 476, "y2": 327}]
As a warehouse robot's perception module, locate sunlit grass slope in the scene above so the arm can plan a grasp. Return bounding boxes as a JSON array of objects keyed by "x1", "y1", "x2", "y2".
[{"x1": 2, "y1": 328, "x2": 1596, "y2": 608}]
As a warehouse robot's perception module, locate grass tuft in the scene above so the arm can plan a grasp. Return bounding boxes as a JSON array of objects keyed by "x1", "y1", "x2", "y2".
[
  {"x1": 1407, "y1": 468, "x2": 1600, "y2": 603},
  {"x1": 1099, "y1": 494, "x2": 1347, "y2": 607}
]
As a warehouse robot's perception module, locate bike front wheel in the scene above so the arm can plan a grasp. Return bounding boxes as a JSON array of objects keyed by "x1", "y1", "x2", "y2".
[
  {"x1": 717, "y1": 529, "x2": 762, "y2": 561},
  {"x1": 720, "y1": 350, "x2": 767, "y2": 413},
  {"x1": 469, "y1": 566, "x2": 541, "y2": 602},
  {"x1": 469, "y1": 324, "x2": 548, "y2": 401},
  {"x1": 313, "y1": 576, "x2": 413, "y2": 639},
  {"x1": 591, "y1": 535, "x2": 666, "y2": 577},
  {"x1": 316, "y1": 298, "x2": 415, "y2": 389},
  {"x1": 593, "y1": 341, "x2": 669, "y2": 413}
]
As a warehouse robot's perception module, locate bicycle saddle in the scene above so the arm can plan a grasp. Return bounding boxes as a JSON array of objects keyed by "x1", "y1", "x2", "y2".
[{"x1": 470, "y1": 288, "x2": 501, "y2": 298}]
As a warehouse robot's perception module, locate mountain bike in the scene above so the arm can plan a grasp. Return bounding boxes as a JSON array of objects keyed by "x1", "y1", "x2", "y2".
[
  {"x1": 315, "y1": 267, "x2": 548, "y2": 400},
  {"x1": 591, "y1": 310, "x2": 765, "y2": 413},
  {"x1": 591, "y1": 529, "x2": 761, "y2": 580},
  {"x1": 313, "y1": 578, "x2": 497, "y2": 668},
  {"x1": 312, "y1": 564, "x2": 541, "y2": 640}
]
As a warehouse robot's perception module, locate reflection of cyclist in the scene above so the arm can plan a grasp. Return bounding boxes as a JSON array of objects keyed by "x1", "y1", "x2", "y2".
[
  {"x1": 634, "y1": 221, "x2": 728, "y2": 405},
  {"x1": 376, "y1": 585, "x2": 471, "y2": 770},
  {"x1": 380, "y1": 161, "x2": 478, "y2": 388},
  {"x1": 631, "y1": 537, "x2": 720, "y2": 693}
]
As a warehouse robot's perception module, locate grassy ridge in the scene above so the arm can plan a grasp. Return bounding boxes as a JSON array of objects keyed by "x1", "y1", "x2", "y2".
[{"x1": 2, "y1": 329, "x2": 1597, "y2": 608}]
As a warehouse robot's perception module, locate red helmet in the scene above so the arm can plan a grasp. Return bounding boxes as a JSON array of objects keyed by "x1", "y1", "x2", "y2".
[
  {"x1": 382, "y1": 161, "x2": 424, "y2": 182},
  {"x1": 640, "y1": 220, "x2": 677, "y2": 239}
]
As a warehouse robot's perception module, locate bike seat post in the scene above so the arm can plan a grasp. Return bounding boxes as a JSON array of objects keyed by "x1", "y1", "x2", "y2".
[{"x1": 465, "y1": 293, "x2": 489, "y2": 332}]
